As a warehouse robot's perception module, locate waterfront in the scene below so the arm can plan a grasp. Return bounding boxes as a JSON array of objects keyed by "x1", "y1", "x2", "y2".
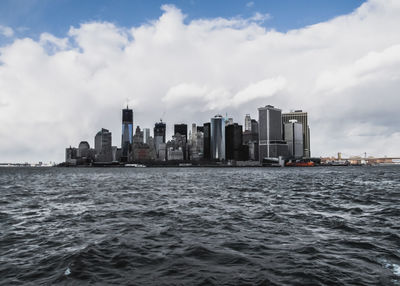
[{"x1": 1, "y1": 166, "x2": 400, "y2": 285}]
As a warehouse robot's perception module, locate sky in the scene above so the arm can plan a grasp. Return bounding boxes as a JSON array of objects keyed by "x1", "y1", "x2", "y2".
[{"x1": 1, "y1": 0, "x2": 399, "y2": 163}]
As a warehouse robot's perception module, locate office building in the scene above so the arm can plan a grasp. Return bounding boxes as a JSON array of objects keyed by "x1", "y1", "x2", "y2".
[
  {"x1": 282, "y1": 110, "x2": 310, "y2": 157},
  {"x1": 191, "y1": 123, "x2": 197, "y2": 143},
  {"x1": 154, "y1": 121, "x2": 166, "y2": 159},
  {"x1": 258, "y1": 105, "x2": 289, "y2": 161},
  {"x1": 65, "y1": 146, "x2": 78, "y2": 165},
  {"x1": 133, "y1": 126, "x2": 144, "y2": 143},
  {"x1": 211, "y1": 115, "x2": 225, "y2": 160},
  {"x1": 225, "y1": 123, "x2": 243, "y2": 161},
  {"x1": 168, "y1": 147, "x2": 184, "y2": 161},
  {"x1": 284, "y1": 120, "x2": 304, "y2": 159},
  {"x1": 95, "y1": 128, "x2": 113, "y2": 162},
  {"x1": 174, "y1": 124, "x2": 187, "y2": 142},
  {"x1": 78, "y1": 141, "x2": 90, "y2": 158},
  {"x1": 143, "y1": 128, "x2": 150, "y2": 144},
  {"x1": 121, "y1": 106, "x2": 133, "y2": 162},
  {"x1": 203, "y1": 122, "x2": 211, "y2": 160},
  {"x1": 244, "y1": 114, "x2": 251, "y2": 131},
  {"x1": 225, "y1": 117, "x2": 234, "y2": 126}
]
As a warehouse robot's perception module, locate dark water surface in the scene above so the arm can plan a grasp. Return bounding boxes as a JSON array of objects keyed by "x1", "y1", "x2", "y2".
[{"x1": 1, "y1": 166, "x2": 400, "y2": 285}]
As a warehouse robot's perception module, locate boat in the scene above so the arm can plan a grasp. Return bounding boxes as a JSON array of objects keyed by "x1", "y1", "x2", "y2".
[
  {"x1": 285, "y1": 161, "x2": 315, "y2": 167},
  {"x1": 125, "y1": 163, "x2": 146, "y2": 168}
]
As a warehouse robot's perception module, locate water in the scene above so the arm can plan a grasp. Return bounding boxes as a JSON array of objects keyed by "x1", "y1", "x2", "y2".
[{"x1": 1, "y1": 166, "x2": 400, "y2": 285}]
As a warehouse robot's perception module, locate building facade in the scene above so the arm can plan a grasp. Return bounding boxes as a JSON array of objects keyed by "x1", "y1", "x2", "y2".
[
  {"x1": 203, "y1": 122, "x2": 211, "y2": 160},
  {"x1": 284, "y1": 121, "x2": 304, "y2": 159},
  {"x1": 282, "y1": 110, "x2": 310, "y2": 158},
  {"x1": 121, "y1": 106, "x2": 133, "y2": 162},
  {"x1": 225, "y1": 123, "x2": 243, "y2": 161},
  {"x1": 154, "y1": 121, "x2": 166, "y2": 159},
  {"x1": 244, "y1": 114, "x2": 251, "y2": 131},
  {"x1": 258, "y1": 105, "x2": 289, "y2": 161},
  {"x1": 174, "y1": 124, "x2": 188, "y2": 142},
  {"x1": 210, "y1": 115, "x2": 225, "y2": 160},
  {"x1": 95, "y1": 128, "x2": 113, "y2": 162}
]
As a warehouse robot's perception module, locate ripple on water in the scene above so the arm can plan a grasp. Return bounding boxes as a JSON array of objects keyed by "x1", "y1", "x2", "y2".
[{"x1": 0, "y1": 166, "x2": 400, "y2": 285}]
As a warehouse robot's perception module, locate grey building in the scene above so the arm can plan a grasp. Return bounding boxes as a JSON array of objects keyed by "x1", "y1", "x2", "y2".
[
  {"x1": 284, "y1": 120, "x2": 304, "y2": 159},
  {"x1": 211, "y1": 115, "x2": 225, "y2": 160},
  {"x1": 244, "y1": 114, "x2": 251, "y2": 131},
  {"x1": 65, "y1": 146, "x2": 78, "y2": 165},
  {"x1": 225, "y1": 123, "x2": 243, "y2": 161},
  {"x1": 282, "y1": 110, "x2": 310, "y2": 158},
  {"x1": 174, "y1": 124, "x2": 188, "y2": 142},
  {"x1": 121, "y1": 106, "x2": 133, "y2": 162},
  {"x1": 78, "y1": 141, "x2": 90, "y2": 158},
  {"x1": 95, "y1": 128, "x2": 113, "y2": 162},
  {"x1": 143, "y1": 128, "x2": 150, "y2": 144},
  {"x1": 154, "y1": 121, "x2": 166, "y2": 159},
  {"x1": 133, "y1": 126, "x2": 144, "y2": 144},
  {"x1": 258, "y1": 105, "x2": 289, "y2": 161},
  {"x1": 203, "y1": 122, "x2": 211, "y2": 160}
]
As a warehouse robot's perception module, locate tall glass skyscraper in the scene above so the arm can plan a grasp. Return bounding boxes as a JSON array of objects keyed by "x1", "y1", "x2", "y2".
[
  {"x1": 282, "y1": 110, "x2": 310, "y2": 158},
  {"x1": 258, "y1": 105, "x2": 288, "y2": 161},
  {"x1": 121, "y1": 106, "x2": 133, "y2": 162},
  {"x1": 210, "y1": 115, "x2": 225, "y2": 160}
]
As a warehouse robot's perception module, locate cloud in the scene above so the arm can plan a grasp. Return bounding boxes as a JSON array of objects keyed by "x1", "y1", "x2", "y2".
[
  {"x1": 1, "y1": 0, "x2": 400, "y2": 162},
  {"x1": 0, "y1": 25, "x2": 13, "y2": 37},
  {"x1": 246, "y1": 2, "x2": 254, "y2": 8}
]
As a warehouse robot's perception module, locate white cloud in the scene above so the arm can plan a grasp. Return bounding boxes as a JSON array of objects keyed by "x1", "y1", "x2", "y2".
[
  {"x1": 246, "y1": 2, "x2": 254, "y2": 8},
  {"x1": 1, "y1": 0, "x2": 400, "y2": 162},
  {"x1": 0, "y1": 25, "x2": 13, "y2": 37}
]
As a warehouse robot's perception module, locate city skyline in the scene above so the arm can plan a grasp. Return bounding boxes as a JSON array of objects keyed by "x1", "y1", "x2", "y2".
[
  {"x1": 65, "y1": 104, "x2": 310, "y2": 166},
  {"x1": 1, "y1": 0, "x2": 400, "y2": 163}
]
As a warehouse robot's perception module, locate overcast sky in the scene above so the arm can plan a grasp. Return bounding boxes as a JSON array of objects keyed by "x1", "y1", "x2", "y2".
[{"x1": 1, "y1": 0, "x2": 399, "y2": 163}]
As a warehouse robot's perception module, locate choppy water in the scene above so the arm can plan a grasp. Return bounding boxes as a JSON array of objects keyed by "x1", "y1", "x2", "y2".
[{"x1": 1, "y1": 166, "x2": 400, "y2": 285}]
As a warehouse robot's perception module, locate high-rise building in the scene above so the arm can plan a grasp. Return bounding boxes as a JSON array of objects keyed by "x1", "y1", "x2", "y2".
[
  {"x1": 244, "y1": 114, "x2": 251, "y2": 131},
  {"x1": 65, "y1": 146, "x2": 78, "y2": 165},
  {"x1": 78, "y1": 141, "x2": 90, "y2": 158},
  {"x1": 251, "y1": 119, "x2": 259, "y2": 140},
  {"x1": 258, "y1": 105, "x2": 289, "y2": 161},
  {"x1": 284, "y1": 120, "x2": 303, "y2": 159},
  {"x1": 203, "y1": 122, "x2": 211, "y2": 160},
  {"x1": 95, "y1": 128, "x2": 113, "y2": 162},
  {"x1": 211, "y1": 115, "x2": 225, "y2": 160},
  {"x1": 121, "y1": 106, "x2": 133, "y2": 162},
  {"x1": 143, "y1": 128, "x2": 150, "y2": 144},
  {"x1": 191, "y1": 123, "x2": 197, "y2": 142},
  {"x1": 174, "y1": 124, "x2": 187, "y2": 142},
  {"x1": 225, "y1": 117, "x2": 234, "y2": 126},
  {"x1": 154, "y1": 121, "x2": 166, "y2": 159},
  {"x1": 282, "y1": 110, "x2": 310, "y2": 157},
  {"x1": 133, "y1": 126, "x2": 144, "y2": 143},
  {"x1": 225, "y1": 123, "x2": 243, "y2": 161}
]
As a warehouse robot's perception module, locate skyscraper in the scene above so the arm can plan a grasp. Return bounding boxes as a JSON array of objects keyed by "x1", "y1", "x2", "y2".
[
  {"x1": 191, "y1": 123, "x2": 197, "y2": 142},
  {"x1": 143, "y1": 128, "x2": 150, "y2": 144},
  {"x1": 174, "y1": 124, "x2": 187, "y2": 142},
  {"x1": 203, "y1": 122, "x2": 211, "y2": 160},
  {"x1": 244, "y1": 114, "x2": 251, "y2": 131},
  {"x1": 95, "y1": 128, "x2": 113, "y2": 162},
  {"x1": 258, "y1": 105, "x2": 288, "y2": 161},
  {"x1": 121, "y1": 106, "x2": 133, "y2": 162},
  {"x1": 154, "y1": 121, "x2": 166, "y2": 159},
  {"x1": 211, "y1": 115, "x2": 225, "y2": 160},
  {"x1": 282, "y1": 110, "x2": 310, "y2": 157},
  {"x1": 225, "y1": 123, "x2": 243, "y2": 161},
  {"x1": 284, "y1": 120, "x2": 304, "y2": 159}
]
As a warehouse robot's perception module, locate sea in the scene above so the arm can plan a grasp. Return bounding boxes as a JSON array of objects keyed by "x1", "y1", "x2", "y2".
[{"x1": 1, "y1": 166, "x2": 400, "y2": 285}]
